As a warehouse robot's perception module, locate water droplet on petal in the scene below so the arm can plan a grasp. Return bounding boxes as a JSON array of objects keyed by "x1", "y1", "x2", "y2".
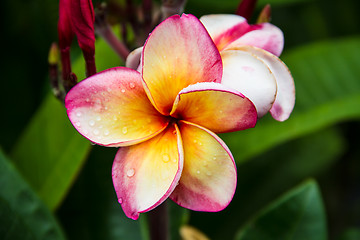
[
  {"x1": 113, "y1": 116, "x2": 118, "y2": 121},
  {"x1": 93, "y1": 129, "x2": 99, "y2": 135},
  {"x1": 198, "y1": 142, "x2": 202, "y2": 146},
  {"x1": 104, "y1": 129, "x2": 109, "y2": 136},
  {"x1": 76, "y1": 112, "x2": 82, "y2": 117},
  {"x1": 196, "y1": 170, "x2": 201, "y2": 174},
  {"x1": 96, "y1": 116, "x2": 101, "y2": 121},
  {"x1": 129, "y1": 82, "x2": 135, "y2": 89},
  {"x1": 86, "y1": 98, "x2": 90, "y2": 102},
  {"x1": 121, "y1": 89, "x2": 126, "y2": 93},
  {"x1": 104, "y1": 106, "x2": 108, "y2": 110},
  {"x1": 89, "y1": 120, "x2": 95, "y2": 126},
  {"x1": 127, "y1": 168, "x2": 135, "y2": 177},
  {"x1": 122, "y1": 127, "x2": 128, "y2": 134},
  {"x1": 172, "y1": 158, "x2": 177, "y2": 163},
  {"x1": 75, "y1": 122, "x2": 81, "y2": 127},
  {"x1": 118, "y1": 197, "x2": 123, "y2": 204},
  {"x1": 162, "y1": 155, "x2": 170, "y2": 163},
  {"x1": 213, "y1": 156, "x2": 217, "y2": 160},
  {"x1": 193, "y1": 140, "x2": 197, "y2": 143}
]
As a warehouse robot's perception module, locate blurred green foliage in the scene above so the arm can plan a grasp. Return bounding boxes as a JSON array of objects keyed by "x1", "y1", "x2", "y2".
[{"x1": 1, "y1": 0, "x2": 359, "y2": 239}]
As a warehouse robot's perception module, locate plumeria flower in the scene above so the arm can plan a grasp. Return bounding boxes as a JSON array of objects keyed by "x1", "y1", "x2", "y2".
[
  {"x1": 200, "y1": 14, "x2": 295, "y2": 121},
  {"x1": 127, "y1": 13, "x2": 295, "y2": 121},
  {"x1": 66, "y1": 14, "x2": 258, "y2": 220}
]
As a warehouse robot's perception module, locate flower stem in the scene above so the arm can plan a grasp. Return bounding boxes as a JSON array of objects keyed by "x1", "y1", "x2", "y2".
[
  {"x1": 95, "y1": 7, "x2": 130, "y2": 61},
  {"x1": 148, "y1": 202, "x2": 169, "y2": 240}
]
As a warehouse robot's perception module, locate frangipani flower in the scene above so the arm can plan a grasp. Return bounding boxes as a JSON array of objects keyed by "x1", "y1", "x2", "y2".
[
  {"x1": 66, "y1": 14, "x2": 258, "y2": 220},
  {"x1": 126, "y1": 14, "x2": 295, "y2": 121},
  {"x1": 200, "y1": 14, "x2": 295, "y2": 121}
]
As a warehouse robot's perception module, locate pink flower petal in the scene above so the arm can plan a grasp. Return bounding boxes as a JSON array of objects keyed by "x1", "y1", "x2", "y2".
[
  {"x1": 200, "y1": 14, "x2": 256, "y2": 51},
  {"x1": 112, "y1": 124, "x2": 183, "y2": 220},
  {"x1": 225, "y1": 22, "x2": 284, "y2": 57},
  {"x1": 170, "y1": 121, "x2": 237, "y2": 212},
  {"x1": 221, "y1": 49, "x2": 277, "y2": 118},
  {"x1": 238, "y1": 46, "x2": 295, "y2": 121},
  {"x1": 65, "y1": 67, "x2": 168, "y2": 147},
  {"x1": 170, "y1": 82, "x2": 257, "y2": 133},
  {"x1": 142, "y1": 14, "x2": 222, "y2": 115},
  {"x1": 125, "y1": 47, "x2": 143, "y2": 71}
]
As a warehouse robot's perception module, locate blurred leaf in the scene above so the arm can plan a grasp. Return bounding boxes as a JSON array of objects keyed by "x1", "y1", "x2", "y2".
[
  {"x1": 235, "y1": 180, "x2": 327, "y2": 240},
  {"x1": 57, "y1": 145, "x2": 190, "y2": 240},
  {"x1": 191, "y1": 127, "x2": 344, "y2": 239},
  {"x1": 10, "y1": 35, "x2": 123, "y2": 211},
  {"x1": 0, "y1": 149, "x2": 65, "y2": 240},
  {"x1": 338, "y1": 228, "x2": 360, "y2": 240},
  {"x1": 169, "y1": 200, "x2": 191, "y2": 240},
  {"x1": 222, "y1": 36, "x2": 360, "y2": 164}
]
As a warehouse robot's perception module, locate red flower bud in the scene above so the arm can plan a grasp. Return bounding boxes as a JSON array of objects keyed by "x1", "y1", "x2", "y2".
[
  {"x1": 58, "y1": 0, "x2": 74, "y2": 50},
  {"x1": 71, "y1": 0, "x2": 95, "y2": 57},
  {"x1": 71, "y1": 0, "x2": 97, "y2": 76},
  {"x1": 236, "y1": 0, "x2": 258, "y2": 21}
]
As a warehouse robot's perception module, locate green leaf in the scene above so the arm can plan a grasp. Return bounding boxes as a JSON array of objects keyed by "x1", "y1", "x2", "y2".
[
  {"x1": 10, "y1": 35, "x2": 123, "y2": 211},
  {"x1": 0, "y1": 149, "x2": 65, "y2": 240},
  {"x1": 235, "y1": 180, "x2": 327, "y2": 240},
  {"x1": 338, "y1": 228, "x2": 360, "y2": 240},
  {"x1": 57, "y1": 146, "x2": 190, "y2": 240},
  {"x1": 190, "y1": 128, "x2": 343, "y2": 239},
  {"x1": 221, "y1": 36, "x2": 360, "y2": 164}
]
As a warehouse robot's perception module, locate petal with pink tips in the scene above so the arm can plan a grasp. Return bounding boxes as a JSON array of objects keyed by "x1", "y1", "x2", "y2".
[
  {"x1": 65, "y1": 67, "x2": 168, "y2": 147},
  {"x1": 225, "y1": 23, "x2": 284, "y2": 57},
  {"x1": 200, "y1": 14, "x2": 256, "y2": 51},
  {"x1": 237, "y1": 46, "x2": 295, "y2": 121},
  {"x1": 142, "y1": 14, "x2": 222, "y2": 115},
  {"x1": 170, "y1": 82, "x2": 257, "y2": 133},
  {"x1": 170, "y1": 121, "x2": 237, "y2": 212},
  {"x1": 112, "y1": 124, "x2": 183, "y2": 220},
  {"x1": 221, "y1": 50, "x2": 277, "y2": 118}
]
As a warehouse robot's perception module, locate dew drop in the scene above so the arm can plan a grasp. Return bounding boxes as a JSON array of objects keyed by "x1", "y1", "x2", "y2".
[
  {"x1": 75, "y1": 122, "x2": 81, "y2": 127},
  {"x1": 104, "y1": 106, "x2": 108, "y2": 110},
  {"x1": 122, "y1": 126, "x2": 128, "y2": 134},
  {"x1": 196, "y1": 170, "x2": 201, "y2": 174},
  {"x1": 76, "y1": 112, "x2": 82, "y2": 117},
  {"x1": 121, "y1": 89, "x2": 126, "y2": 93},
  {"x1": 198, "y1": 142, "x2": 202, "y2": 146},
  {"x1": 93, "y1": 129, "x2": 100, "y2": 135},
  {"x1": 89, "y1": 120, "x2": 95, "y2": 126},
  {"x1": 213, "y1": 156, "x2": 217, "y2": 160},
  {"x1": 162, "y1": 155, "x2": 170, "y2": 163},
  {"x1": 86, "y1": 98, "x2": 90, "y2": 102},
  {"x1": 113, "y1": 116, "x2": 118, "y2": 121},
  {"x1": 118, "y1": 197, "x2": 123, "y2": 204},
  {"x1": 129, "y1": 82, "x2": 135, "y2": 89},
  {"x1": 104, "y1": 129, "x2": 110, "y2": 136},
  {"x1": 193, "y1": 140, "x2": 197, "y2": 143},
  {"x1": 172, "y1": 158, "x2": 177, "y2": 163},
  {"x1": 96, "y1": 116, "x2": 101, "y2": 121},
  {"x1": 107, "y1": 87, "x2": 112, "y2": 92},
  {"x1": 127, "y1": 168, "x2": 135, "y2": 177}
]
